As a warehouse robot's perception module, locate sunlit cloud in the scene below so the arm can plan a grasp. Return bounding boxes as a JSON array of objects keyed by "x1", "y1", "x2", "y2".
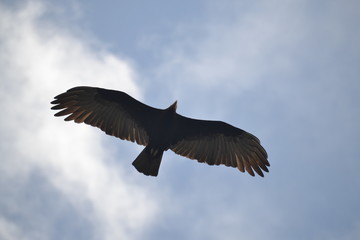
[
  {"x1": 1, "y1": 0, "x2": 359, "y2": 240},
  {"x1": 0, "y1": 1, "x2": 158, "y2": 240}
]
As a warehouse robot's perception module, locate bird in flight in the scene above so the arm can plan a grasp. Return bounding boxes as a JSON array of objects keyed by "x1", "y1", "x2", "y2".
[{"x1": 51, "y1": 87, "x2": 269, "y2": 177}]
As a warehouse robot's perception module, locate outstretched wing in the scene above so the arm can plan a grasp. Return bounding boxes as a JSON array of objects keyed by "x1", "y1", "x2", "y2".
[
  {"x1": 51, "y1": 86, "x2": 160, "y2": 146},
  {"x1": 170, "y1": 114, "x2": 269, "y2": 177}
]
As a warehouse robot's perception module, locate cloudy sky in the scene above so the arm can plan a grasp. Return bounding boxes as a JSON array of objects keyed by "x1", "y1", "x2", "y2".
[{"x1": 1, "y1": 0, "x2": 359, "y2": 239}]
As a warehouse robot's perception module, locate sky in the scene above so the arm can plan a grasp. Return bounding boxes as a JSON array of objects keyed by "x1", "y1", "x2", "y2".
[{"x1": 0, "y1": 0, "x2": 359, "y2": 239}]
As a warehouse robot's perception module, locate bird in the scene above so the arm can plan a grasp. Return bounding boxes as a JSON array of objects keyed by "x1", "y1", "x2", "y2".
[{"x1": 51, "y1": 86, "x2": 269, "y2": 177}]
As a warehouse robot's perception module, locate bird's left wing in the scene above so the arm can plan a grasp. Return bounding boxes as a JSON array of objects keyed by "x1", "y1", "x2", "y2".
[
  {"x1": 51, "y1": 86, "x2": 160, "y2": 146},
  {"x1": 170, "y1": 114, "x2": 269, "y2": 176}
]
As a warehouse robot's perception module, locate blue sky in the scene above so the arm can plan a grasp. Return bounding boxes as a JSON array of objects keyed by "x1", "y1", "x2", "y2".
[{"x1": 1, "y1": 0, "x2": 359, "y2": 239}]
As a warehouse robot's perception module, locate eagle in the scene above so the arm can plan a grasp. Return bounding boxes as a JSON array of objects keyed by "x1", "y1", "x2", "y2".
[{"x1": 51, "y1": 86, "x2": 269, "y2": 177}]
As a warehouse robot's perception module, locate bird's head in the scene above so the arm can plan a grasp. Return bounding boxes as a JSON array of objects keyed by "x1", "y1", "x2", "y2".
[{"x1": 167, "y1": 100, "x2": 177, "y2": 112}]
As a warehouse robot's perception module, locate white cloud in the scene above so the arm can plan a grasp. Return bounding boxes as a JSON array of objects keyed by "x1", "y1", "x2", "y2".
[
  {"x1": 155, "y1": 1, "x2": 305, "y2": 93},
  {"x1": 1, "y1": 1, "x2": 359, "y2": 240},
  {"x1": 0, "y1": 217, "x2": 27, "y2": 240},
  {"x1": 0, "y1": 1, "x2": 158, "y2": 240},
  {"x1": 144, "y1": 1, "x2": 360, "y2": 239}
]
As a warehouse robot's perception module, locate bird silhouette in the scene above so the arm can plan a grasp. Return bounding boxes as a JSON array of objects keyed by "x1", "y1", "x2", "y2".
[{"x1": 51, "y1": 86, "x2": 269, "y2": 177}]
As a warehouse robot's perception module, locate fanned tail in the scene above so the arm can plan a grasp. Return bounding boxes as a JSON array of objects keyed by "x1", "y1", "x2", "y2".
[{"x1": 132, "y1": 146, "x2": 164, "y2": 176}]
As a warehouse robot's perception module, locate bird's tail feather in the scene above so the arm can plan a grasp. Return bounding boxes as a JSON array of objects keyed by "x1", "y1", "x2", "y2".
[{"x1": 132, "y1": 146, "x2": 163, "y2": 176}]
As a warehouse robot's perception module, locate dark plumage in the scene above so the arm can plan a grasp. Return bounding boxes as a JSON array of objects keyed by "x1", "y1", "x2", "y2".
[{"x1": 51, "y1": 86, "x2": 269, "y2": 177}]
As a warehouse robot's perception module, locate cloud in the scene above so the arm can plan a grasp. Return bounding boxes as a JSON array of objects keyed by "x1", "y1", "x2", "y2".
[
  {"x1": 0, "y1": 217, "x2": 27, "y2": 240},
  {"x1": 0, "y1": 1, "x2": 158, "y2": 240},
  {"x1": 1, "y1": 1, "x2": 360, "y2": 240},
  {"x1": 144, "y1": 0, "x2": 314, "y2": 119},
  {"x1": 143, "y1": 1, "x2": 360, "y2": 239},
  {"x1": 154, "y1": 1, "x2": 305, "y2": 91},
  {"x1": 152, "y1": 0, "x2": 360, "y2": 115}
]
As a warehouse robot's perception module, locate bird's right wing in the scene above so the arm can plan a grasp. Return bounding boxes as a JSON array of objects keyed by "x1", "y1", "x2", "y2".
[
  {"x1": 170, "y1": 114, "x2": 269, "y2": 177},
  {"x1": 51, "y1": 86, "x2": 160, "y2": 146}
]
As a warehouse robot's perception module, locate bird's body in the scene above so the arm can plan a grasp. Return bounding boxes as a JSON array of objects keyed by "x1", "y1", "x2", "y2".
[{"x1": 51, "y1": 86, "x2": 269, "y2": 177}]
